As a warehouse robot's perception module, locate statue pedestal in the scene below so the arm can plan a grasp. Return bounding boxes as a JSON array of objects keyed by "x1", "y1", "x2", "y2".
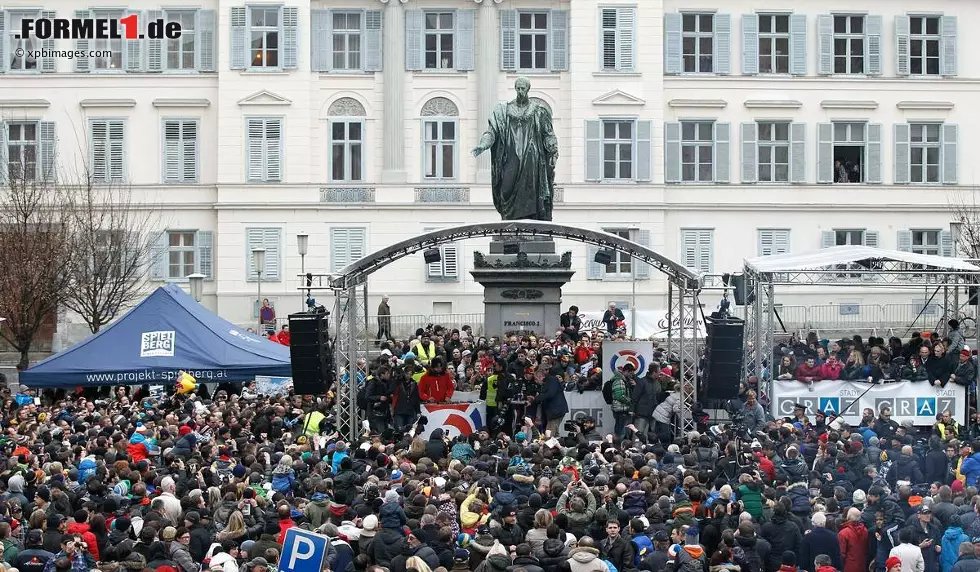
[{"x1": 471, "y1": 237, "x2": 574, "y2": 338}]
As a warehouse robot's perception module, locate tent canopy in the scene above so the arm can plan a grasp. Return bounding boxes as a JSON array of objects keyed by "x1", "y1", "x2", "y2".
[
  {"x1": 21, "y1": 284, "x2": 292, "y2": 388},
  {"x1": 746, "y1": 245, "x2": 980, "y2": 273}
]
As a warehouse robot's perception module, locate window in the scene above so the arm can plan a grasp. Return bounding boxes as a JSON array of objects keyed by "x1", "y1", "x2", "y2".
[
  {"x1": 602, "y1": 120, "x2": 634, "y2": 181},
  {"x1": 245, "y1": 228, "x2": 282, "y2": 281},
  {"x1": 758, "y1": 122, "x2": 789, "y2": 183},
  {"x1": 91, "y1": 230, "x2": 125, "y2": 277},
  {"x1": 758, "y1": 229, "x2": 790, "y2": 256},
  {"x1": 91, "y1": 9, "x2": 123, "y2": 69},
  {"x1": 518, "y1": 12, "x2": 549, "y2": 70},
  {"x1": 600, "y1": 8, "x2": 635, "y2": 72},
  {"x1": 330, "y1": 227, "x2": 366, "y2": 273},
  {"x1": 6, "y1": 122, "x2": 37, "y2": 182},
  {"x1": 151, "y1": 230, "x2": 213, "y2": 280},
  {"x1": 834, "y1": 229, "x2": 865, "y2": 246},
  {"x1": 330, "y1": 121, "x2": 363, "y2": 182},
  {"x1": 245, "y1": 117, "x2": 282, "y2": 183},
  {"x1": 250, "y1": 6, "x2": 280, "y2": 68},
  {"x1": 166, "y1": 10, "x2": 196, "y2": 70},
  {"x1": 758, "y1": 14, "x2": 789, "y2": 73},
  {"x1": 162, "y1": 119, "x2": 199, "y2": 184},
  {"x1": 423, "y1": 227, "x2": 459, "y2": 281},
  {"x1": 168, "y1": 231, "x2": 196, "y2": 279},
  {"x1": 909, "y1": 16, "x2": 940, "y2": 75},
  {"x1": 833, "y1": 122, "x2": 865, "y2": 183},
  {"x1": 500, "y1": 9, "x2": 568, "y2": 72},
  {"x1": 833, "y1": 15, "x2": 864, "y2": 74},
  {"x1": 90, "y1": 119, "x2": 125, "y2": 183},
  {"x1": 7, "y1": 11, "x2": 39, "y2": 71},
  {"x1": 681, "y1": 229, "x2": 713, "y2": 273},
  {"x1": 603, "y1": 229, "x2": 633, "y2": 276},
  {"x1": 910, "y1": 123, "x2": 940, "y2": 184},
  {"x1": 681, "y1": 121, "x2": 714, "y2": 182},
  {"x1": 911, "y1": 229, "x2": 940, "y2": 256},
  {"x1": 424, "y1": 12, "x2": 454, "y2": 69},
  {"x1": 332, "y1": 11, "x2": 362, "y2": 70},
  {"x1": 681, "y1": 13, "x2": 713, "y2": 73},
  {"x1": 423, "y1": 120, "x2": 456, "y2": 180}
]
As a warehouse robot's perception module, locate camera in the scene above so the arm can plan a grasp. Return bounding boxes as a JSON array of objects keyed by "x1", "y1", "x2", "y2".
[{"x1": 564, "y1": 419, "x2": 580, "y2": 432}]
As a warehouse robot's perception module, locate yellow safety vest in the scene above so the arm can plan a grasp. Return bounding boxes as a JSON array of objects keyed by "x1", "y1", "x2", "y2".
[
  {"x1": 485, "y1": 375, "x2": 499, "y2": 407},
  {"x1": 415, "y1": 342, "x2": 436, "y2": 365},
  {"x1": 412, "y1": 370, "x2": 424, "y2": 383},
  {"x1": 302, "y1": 411, "x2": 325, "y2": 436}
]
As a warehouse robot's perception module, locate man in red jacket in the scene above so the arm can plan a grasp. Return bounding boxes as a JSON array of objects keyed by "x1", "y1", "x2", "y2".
[
  {"x1": 838, "y1": 507, "x2": 869, "y2": 572},
  {"x1": 418, "y1": 357, "x2": 455, "y2": 403}
]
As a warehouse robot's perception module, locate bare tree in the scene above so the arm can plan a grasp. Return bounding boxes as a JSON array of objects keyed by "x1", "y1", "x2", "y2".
[{"x1": 949, "y1": 188, "x2": 980, "y2": 258}]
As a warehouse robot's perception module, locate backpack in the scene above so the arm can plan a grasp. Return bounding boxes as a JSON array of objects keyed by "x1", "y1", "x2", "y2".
[
  {"x1": 602, "y1": 378, "x2": 614, "y2": 405},
  {"x1": 356, "y1": 386, "x2": 369, "y2": 410}
]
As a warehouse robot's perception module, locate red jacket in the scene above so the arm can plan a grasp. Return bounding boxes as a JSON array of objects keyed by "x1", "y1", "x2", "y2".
[
  {"x1": 819, "y1": 360, "x2": 843, "y2": 380},
  {"x1": 418, "y1": 371, "x2": 455, "y2": 402},
  {"x1": 66, "y1": 521, "x2": 100, "y2": 561},
  {"x1": 277, "y1": 330, "x2": 291, "y2": 346},
  {"x1": 277, "y1": 518, "x2": 297, "y2": 544},
  {"x1": 755, "y1": 452, "x2": 776, "y2": 481},
  {"x1": 794, "y1": 363, "x2": 822, "y2": 382},
  {"x1": 838, "y1": 520, "x2": 869, "y2": 572}
]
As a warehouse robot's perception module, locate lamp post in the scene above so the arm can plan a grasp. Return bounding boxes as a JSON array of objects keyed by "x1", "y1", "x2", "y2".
[
  {"x1": 297, "y1": 233, "x2": 309, "y2": 310},
  {"x1": 252, "y1": 247, "x2": 266, "y2": 334},
  {"x1": 629, "y1": 228, "x2": 638, "y2": 338},
  {"x1": 187, "y1": 273, "x2": 205, "y2": 302},
  {"x1": 951, "y1": 220, "x2": 964, "y2": 317}
]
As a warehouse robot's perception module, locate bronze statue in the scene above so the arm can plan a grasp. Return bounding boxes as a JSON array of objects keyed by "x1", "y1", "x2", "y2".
[{"x1": 472, "y1": 77, "x2": 558, "y2": 221}]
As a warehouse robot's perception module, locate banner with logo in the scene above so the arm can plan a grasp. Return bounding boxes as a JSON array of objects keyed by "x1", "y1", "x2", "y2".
[
  {"x1": 562, "y1": 391, "x2": 614, "y2": 436},
  {"x1": 601, "y1": 341, "x2": 654, "y2": 382},
  {"x1": 255, "y1": 375, "x2": 292, "y2": 396},
  {"x1": 771, "y1": 379, "x2": 966, "y2": 426},
  {"x1": 420, "y1": 401, "x2": 486, "y2": 440},
  {"x1": 577, "y1": 310, "x2": 705, "y2": 339}
]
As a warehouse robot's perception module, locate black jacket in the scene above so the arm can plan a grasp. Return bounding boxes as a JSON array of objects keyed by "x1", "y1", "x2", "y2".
[
  {"x1": 509, "y1": 555, "x2": 546, "y2": 572},
  {"x1": 632, "y1": 378, "x2": 659, "y2": 418},
  {"x1": 600, "y1": 535, "x2": 635, "y2": 572},
  {"x1": 799, "y1": 527, "x2": 841, "y2": 572},
  {"x1": 393, "y1": 379, "x2": 421, "y2": 418},
  {"x1": 761, "y1": 512, "x2": 802, "y2": 572},
  {"x1": 372, "y1": 528, "x2": 407, "y2": 568},
  {"x1": 536, "y1": 538, "x2": 570, "y2": 572},
  {"x1": 188, "y1": 523, "x2": 213, "y2": 562},
  {"x1": 887, "y1": 454, "x2": 924, "y2": 487}
]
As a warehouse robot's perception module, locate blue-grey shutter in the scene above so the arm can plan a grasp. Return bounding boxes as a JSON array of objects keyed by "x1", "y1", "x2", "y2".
[
  {"x1": 74, "y1": 9, "x2": 92, "y2": 72},
  {"x1": 894, "y1": 123, "x2": 910, "y2": 184},
  {"x1": 941, "y1": 16, "x2": 957, "y2": 76},
  {"x1": 364, "y1": 10, "x2": 383, "y2": 72},
  {"x1": 741, "y1": 14, "x2": 759, "y2": 75},
  {"x1": 38, "y1": 121, "x2": 56, "y2": 182},
  {"x1": 282, "y1": 7, "x2": 299, "y2": 69},
  {"x1": 585, "y1": 120, "x2": 601, "y2": 182},
  {"x1": 197, "y1": 9, "x2": 216, "y2": 72},
  {"x1": 550, "y1": 10, "x2": 569, "y2": 71},
  {"x1": 635, "y1": 230, "x2": 651, "y2": 279},
  {"x1": 40, "y1": 10, "x2": 57, "y2": 72},
  {"x1": 230, "y1": 7, "x2": 247, "y2": 70},
  {"x1": 790, "y1": 122, "x2": 806, "y2": 183},
  {"x1": 895, "y1": 15, "x2": 910, "y2": 76},
  {"x1": 147, "y1": 9, "x2": 164, "y2": 71},
  {"x1": 636, "y1": 120, "x2": 652, "y2": 182},
  {"x1": 586, "y1": 246, "x2": 603, "y2": 280},
  {"x1": 897, "y1": 230, "x2": 912, "y2": 252},
  {"x1": 790, "y1": 14, "x2": 807, "y2": 75},
  {"x1": 150, "y1": 232, "x2": 167, "y2": 280},
  {"x1": 0, "y1": 12, "x2": 7, "y2": 74},
  {"x1": 500, "y1": 9, "x2": 517, "y2": 71},
  {"x1": 311, "y1": 9, "x2": 331, "y2": 72},
  {"x1": 266, "y1": 119, "x2": 282, "y2": 182},
  {"x1": 741, "y1": 122, "x2": 757, "y2": 183},
  {"x1": 865, "y1": 15, "x2": 882, "y2": 76},
  {"x1": 714, "y1": 14, "x2": 731, "y2": 74},
  {"x1": 405, "y1": 9, "x2": 423, "y2": 71},
  {"x1": 197, "y1": 230, "x2": 214, "y2": 280},
  {"x1": 664, "y1": 122, "x2": 681, "y2": 183},
  {"x1": 817, "y1": 14, "x2": 833, "y2": 75},
  {"x1": 617, "y1": 8, "x2": 636, "y2": 71},
  {"x1": 942, "y1": 123, "x2": 958, "y2": 184},
  {"x1": 664, "y1": 12, "x2": 682, "y2": 74},
  {"x1": 699, "y1": 230, "x2": 714, "y2": 273},
  {"x1": 714, "y1": 122, "x2": 730, "y2": 183},
  {"x1": 124, "y1": 10, "x2": 143, "y2": 71},
  {"x1": 0, "y1": 121, "x2": 5, "y2": 180},
  {"x1": 817, "y1": 122, "x2": 833, "y2": 183},
  {"x1": 245, "y1": 228, "x2": 263, "y2": 280},
  {"x1": 758, "y1": 230, "x2": 772, "y2": 256},
  {"x1": 864, "y1": 231, "x2": 879, "y2": 249},
  {"x1": 821, "y1": 230, "x2": 835, "y2": 249},
  {"x1": 108, "y1": 120, "x2": 125, "y2": 182},
  {"x1": 456, "y1": 9, "x2": 475, "y2": 71},
  {"x1": 941, "y1": 231, "x2": 954, "y2": 257},
  {"x1": 866, "y1": 123, "x2": 882, "y2": 184}
]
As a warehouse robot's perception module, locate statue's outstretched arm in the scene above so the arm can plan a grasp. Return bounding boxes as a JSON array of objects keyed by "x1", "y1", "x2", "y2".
[{"x1": 473, "y1": 129, "x2": 495, "y2": 157}]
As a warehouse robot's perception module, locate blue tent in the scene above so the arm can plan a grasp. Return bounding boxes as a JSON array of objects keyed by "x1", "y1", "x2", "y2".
[{"x1": 21, "y1": 283, "x2": 292, "y2": 387}]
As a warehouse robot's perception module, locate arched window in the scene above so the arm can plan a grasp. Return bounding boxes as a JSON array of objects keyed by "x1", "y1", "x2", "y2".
[
  {"x1": 420, "y1": 97, "x2": 459, "y2": 180},
  {"x1": 327, "y1": 97, "x2": 366, "y2": 182}
]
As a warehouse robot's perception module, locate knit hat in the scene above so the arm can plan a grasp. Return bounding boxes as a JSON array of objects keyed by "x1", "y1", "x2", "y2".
[
  {"x1": 178, "y1": 426, "x2": 192, "y2": 437},
  {"x1": 886, "y1": 557, "x2": 902, "y2": 570},
  {"x1": 361, "y1": 515, "x2": 378, "y2": 536},
  {"x1": 36, "y1": 486, "x2": 50, "y2": 502},
  {"x1": 454, "y1": 548, "x2": 470, "y2": 563},
  {"x1": 457, "y1": 533, "x2": 472, "y2": 548},
  {"x1": 853, "y1": 490, "x2": 867, "y2": 505},
  {"x1": 384, "y1": 489, "x2": 400, "y2": 504},
  {"x1": 162, "y1": 526, "x2": 177, "y2": 541},
  {"x1": 953, "y1": 480, "x2": 965, "y2": 493},
  {"x1": 782, "y1": 552, "x2": 796, "y2": 566},
  {"x1": 135, "y1": 423, "x2": 146, "y2": 433},
  {"x1": 232, "y1": 464, "x2": 247, "y2": 479},
  {"x1": 391, "y1": 470, "x2": 404, "y2": 483}
]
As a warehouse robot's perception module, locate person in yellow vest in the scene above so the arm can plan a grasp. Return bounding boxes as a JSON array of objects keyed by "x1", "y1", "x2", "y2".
[
  {"x1": 935, "y1": 410, "x2": 960, "y2": 441},
  {"x1": 480, "y1": 358, "x2": 514, "y2": 434},
  {"x1": 301, "y1": 407, "x2": 327, "y2": 437},
  {"x1": 414, "y1": 333, "x2": 437, "y2": 366}
]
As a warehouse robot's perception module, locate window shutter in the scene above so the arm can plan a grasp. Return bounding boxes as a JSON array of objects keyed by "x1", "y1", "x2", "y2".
[
  {"x1": 790, "y1": 14, "x2": 807, "y2": 75},
  {"x1": 681, "y1": 231, "x2": 698, "y2": 269},
  {"x1": 664, "y1": 12, "x2": 682, "y2": 74},
  {"x1": 550, "y1": 10, "x2": 569, "y2": 71},
  {"x1": 331, "y1": 228, "x2": 349, "y2": 273},
  {"x1": 90, "y1": 121, "x2": 107, "y2": 182},
  {"x1": 500, "y1": 9, "x2": 517, "y2": 71},
  {"x1": 311, "y1": 9, "x2": 331, "y2": 72},
  {"x1": 866, "y1": 123, "x2": 882, "y2": 184},
  {"x1": 40, "y1": 10, "x2": 57, "y2": 72},
  {"x1": 865, "y1": 15, "x2": 882, "y2": 76},
  {"x1": 941, "y1": 231, "x2": 954, "y2": 257},
  {"x1": 230, "y1": 7, "x2": 247, "y2": 70},
  {"x1": 456, "y1": 9, "x2": 476, "y2": 71},
  {"x1": 246, "y1": 118, "x2": 265, "y2": 182},
  {"x1": 698, "y1": 230, "x2": 713, "y2": 273},
  {"x1": 758, "y1": 230, "x2": 773, "y2": 256},
  {"x1": 266, "y1": 228, "x2": 282, "y2": 280},
  {"x1": 635, "y1": 120, "x2": 652, "y2": 182},
  {"x1": 942, "y1": 123, "x2": 958, "y2": 184},
  {"x1": 265, "y1": 119, "x2": 282, "y2": 182},
  {"x1": 941, "y1": 16, "x2": 957, "y2": 76},
  {"x1": 817, "y1": 14, "x2": 833, "y2": 75},
  {"x1": 38, "y1": 121, "x2": 56, "y2": 182},
  {"x1": 774, "y1": 230, "x2": 790, "y2": 255},
  {"x1": 150, "y1": 232, "x2": 167, "y2": 280},
  {"x1": 817, "y1": 122, "x2": 833, "y2": 184},
  {"x1": 197, "y1": 9, "x2": 216, "y2": 72},
  {"x1": 790, "y1": 122, "x2": 806, "y2": 184},
  {"x1": 714, "y1": 122, "x2": 730, "y2": 183},
  {"x1": 246, "y1": 228, "x2": 263, "y2": 280},
  {"x1": 146, "y1": 9, "x2": 164, "y2": 71},
  {"x1": 349, "y1": 228, "x2": 366, "y2": 265},
  {"x1": 0, "y1": 12, "x2": 7, "y2": 74},
  {"x1": 443, "y1": 243, "x2": 459, "y2": 279},
  {"x1": 183, "y1": 121, "x2": 198, "y2": 183},
  {"x1": 364, "y1": 10, "x2": 383, "y2": 72},
  {"x1": 714, "y1": 14, "x2": 731, "y2": 74},
  {"x1": 617, "y1": 8, "x2": 636, "y2": 71},
  {"x1": 163, "y1": 120, "x2": 181, "y2": 183},
  {"x1": 894, "y1": 123, "x2": 910, "y2": 185},
  {"x1": 405, "y1": 9, "x2": 423, "y2": 71},
  {"x1": 196, "y1": 230, "x2": 214, "y2": 280},
  {"x1": 74, "y1": 10, "x2": 92, "y2": 72},
  {"x1": 741, "y1": 14, "x2": 759, "y2": 75},
  {"x1": 108, "y1": 120, "x2": 125, "y2": 181},
  {"x1": 821, "y1": 231, "x2": 835, "y2": 249},
  {"x1": 740, "y1": 122, "x2": 758, "y2": 183},
  {"x1": 586, "y1": 245, "x2": 603, "y2": 280},
  {"x1": 895, "y1": 15, "x2": 910, "y2": 76},
  {"x1": 635, "y1": 229, "x2": 651, "y2": 279},
  {"x1": 124, "y1": 10, "x2": 143, "y2": 71},
  {"x1": 664, "y1": 122, "x2": 681, "y2": 183},
  {"x1": 281, "y1": 7, "x2": 299, "y2": 69},
  {"x1": 897, "y1": 230, "x2": 912, "y2": 253},
  {"x1": 863, "y1": 231, "x2": 879, "y2": 248},
  {"x1": 584, "y1": 120, "x2": 601, "y2": 182}
]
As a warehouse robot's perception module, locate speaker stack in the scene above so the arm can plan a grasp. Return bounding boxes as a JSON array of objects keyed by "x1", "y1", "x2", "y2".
[
  {"x1": 288, "y1": 312, "x2": 332, "y2": 395},
  {"x1": 703, "y1": 315, "x2": 745, "y2": 399}
]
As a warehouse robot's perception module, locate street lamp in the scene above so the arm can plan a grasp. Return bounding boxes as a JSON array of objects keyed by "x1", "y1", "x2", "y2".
[
  {"x1": 297, "y1": 233, "x2": 309, "y2": 311},
  {"x1": 187, "y1": 273, "x2": 205, "y2": 302},
  {"x1": 951, "y1": 220, "x2": 965, "y2": 318},
  {"x1": 252, "y1": 247, "x2": 267, "y2": 334}
]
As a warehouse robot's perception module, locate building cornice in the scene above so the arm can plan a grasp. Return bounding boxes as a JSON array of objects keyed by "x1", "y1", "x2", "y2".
[
  {"x1": 896, "y1": 100, "x2": 955, "y2": 110},
  {"x1": 378, "y1": 0, "x2": 410, "y2": 3},
  {"x1": 820, "y1": 100, "x2": 879, "y2": 110},
  {"x1": 152, "y1": 98, "x2": 211, "y2": 108},
  {"x1": 0, "y1": 99, "x2": 50, "y2": 108},
  {"x1": 79, "y1": 99, "x2": 137, "y2": 108},
  {"x1": 593, "y1": 89, "x2": 646, "y2": 106},
  {"x1": 237, "y1": 90, "x2": 292, "y2": 107},
  {"x1": 668, "y1": 99, "x2": 727, "y2": 109},
  {"x1": 743, "y1": 99, "x2": 803, "y2": 109}
]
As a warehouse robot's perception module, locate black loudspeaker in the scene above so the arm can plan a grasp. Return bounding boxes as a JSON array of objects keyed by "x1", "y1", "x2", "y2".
[
  {"x1": 594, "y1": 250, "x2": 614, "y2": 265},
  {"x1": 731, "y1": 275, "x2": 755, "y2": 306},
  {"x1": 288, "y1": 312, "x2": 332, "y2": 395},
  {"x1": 970, "y1": 286, "x2": 978, "y2": 306},
  {"x1": 703, "y1": 316, "x2": 745, "y2": 399}
]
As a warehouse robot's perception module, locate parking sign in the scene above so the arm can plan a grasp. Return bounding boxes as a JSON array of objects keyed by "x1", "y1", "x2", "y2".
[{"x1": 279, "y1": 528, "x2": 329, "y2": 572}]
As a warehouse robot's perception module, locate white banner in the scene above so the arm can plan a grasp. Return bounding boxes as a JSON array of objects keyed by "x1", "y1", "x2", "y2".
[
  {"x1": 562, "y1": 391, "x2": 614, "y2": 436},
  {"x1": 420, "y1": 401, "x2": 486, "y2": 440},
  {"x1": 577, "y1": 310, "x2": 705, "y2": 339},
  {"x1": 601, "y1": 341, "x2": 655, "y2": 382},
  {"x1": 771, "y1": 379, "x2": 967, "y2": 426}
]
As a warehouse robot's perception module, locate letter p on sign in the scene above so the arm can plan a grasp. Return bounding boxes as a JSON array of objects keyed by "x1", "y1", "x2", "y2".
[{"x1": 280, "y1": 528, "x2": 329, "y2": 572}]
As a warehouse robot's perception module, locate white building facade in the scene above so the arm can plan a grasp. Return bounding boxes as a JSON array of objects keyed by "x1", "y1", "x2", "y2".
[{"x1": 0, "y1": 0, "x2": 975, "y2": 336}]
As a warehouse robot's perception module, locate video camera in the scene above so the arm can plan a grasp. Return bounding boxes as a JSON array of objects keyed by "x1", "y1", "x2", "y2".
[{"x1": 564, "y1": 419, "x2": 581, "y2": 433}]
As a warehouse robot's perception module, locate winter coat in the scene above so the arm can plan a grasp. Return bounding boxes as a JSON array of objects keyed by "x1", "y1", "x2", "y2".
[
  {"x1": 777, "y1": 458, "x2": 809, "y2": 484},
  {"x1": 887, "y1": 454, "x2": 924, "y2": 487},
  {"x1": 961, "y1": 453, "x2": 980, "y2": 487},
  {"x1": 762, "y1": 512, "x2": 803, "y2": 571},
  {"x1": 567, "y1": 546, "x2": 611, "y2": 572},
  {"x1": 819, "y1": 361, "x2": 843, "y2": 380},
  {"x1": 372, "y1": 528, "x2": 407, "y2": 568},
  {"x1": 952, "y1": 555, "x2": 980, "y2": 572},
  {"x1": 557, "y1": 491, "x2": 597, "y2": 539},
  {"x1": 943, "y1": 527, "x2": 970, "y2": 572},
  {"x1": 800, "y1": 527, "x2": 842, "y2": 572},
  {"x1": 188, "y1": 523, "x2": 213, "y2": 562},
  {"x1": 600, "y1": 535, "x2": 634, "y2": 572},
  {"x1": 786, "y1": 483, "x2": 811, "y2": 517},
  {"x1": 509, "y1": 555, "x2": 546, "y2": 572},
  {"x1": 493, "y1": 522, "x2": 526, "y2": 547},
  {"x1": 632, "y1": 378, "x2": 659, "y2": 418},
  {"x1": 738, "y1": 483, "x2": 764, "y2": 521},
  {"x1": 460, "y1": 493, "x2": 492, "y2": 532},
  {"x1": 531, "y1": 376, "x2": 569, "y2": 420},
  {"x1": 536, "y1": 538, "x2": 570, "y2": 572},
  {"x1": 891, "y1": 542, "x2": 926, "y2": 572},
  {"x1": 65, "y1": 521, "x2": 100, "y2": 562},
  {"x1": 622, "y1": 485, "x2": 648, "y2": 518},
  {"x1": 794, "y1": 363, "x2": 822, "y2": 381},
  {"x1": 676, "y1": 545, "x2": 707, "y2": 572},
  {"x1": 631, "y1": 533, "x2": 654, "y2": 567},
  {"x1": 393, "y1": 379, "x2": 422, "y2": 417},
  {"x1": 838, "y1": 521, "x2": 869, "y2": 572},
  {"x1": 380, "y1": 501, "x2": 408, "y2": 530},
  {"x1": 652, "y1": 393, "x2": 681, "y2": 425},
  {"x1": 168, "y1": 542, "x2": 197, "y2": 572},
  {"x1": 426, "y1": 429, "x2": 449, "y2": 461}
]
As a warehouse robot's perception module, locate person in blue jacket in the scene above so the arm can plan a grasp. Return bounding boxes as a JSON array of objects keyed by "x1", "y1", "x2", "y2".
[{"x1": 528, "y1": 366, "x2": 568, "y2": 435}]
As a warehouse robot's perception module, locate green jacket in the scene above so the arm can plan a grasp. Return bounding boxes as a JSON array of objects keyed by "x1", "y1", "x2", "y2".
[{"x1": 611, "y1": 374, "x2": 632, "y2": 413}]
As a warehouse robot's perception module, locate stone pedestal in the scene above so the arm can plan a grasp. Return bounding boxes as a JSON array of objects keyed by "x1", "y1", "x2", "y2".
[{"x1": 470, "y1": 237, "x2": 574, "y2": 338}]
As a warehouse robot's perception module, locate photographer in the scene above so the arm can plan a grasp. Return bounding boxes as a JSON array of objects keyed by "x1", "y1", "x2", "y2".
[
  {"x1": 609, "y1": 363, "x2": 636, "y2": 439},
  {"x1": 391, "y1": 366, "x2": 421, "y2": 431},
  {"x1": 570, "y1": 416, "x2": 601, "y2": 445},
  {"x1": 741, "y1": 390, "x2": 767, "y2": 434},
  {"x1": 480, "y1": 359, "x2": 514, "y2": 435}
]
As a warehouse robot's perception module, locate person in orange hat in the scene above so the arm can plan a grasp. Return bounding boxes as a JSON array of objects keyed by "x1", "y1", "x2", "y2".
[{"x1": 885, "y1": 557, "x2": 902, "y2": 572}]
